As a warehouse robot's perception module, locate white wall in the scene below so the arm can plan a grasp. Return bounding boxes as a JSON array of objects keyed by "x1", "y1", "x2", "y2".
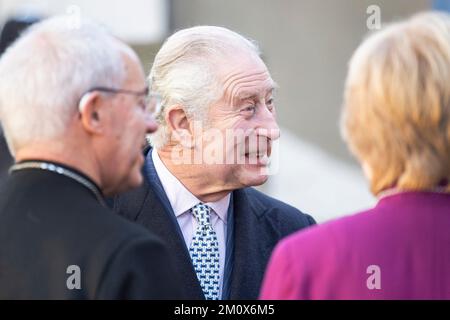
[{"x1": 0, "y1": 0, "x2": 169, "y2": 43}]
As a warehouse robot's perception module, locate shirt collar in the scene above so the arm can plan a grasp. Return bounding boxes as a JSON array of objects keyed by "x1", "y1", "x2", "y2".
[{"x1": 151, "y1": 149, "x2": 230, "y2": 223}]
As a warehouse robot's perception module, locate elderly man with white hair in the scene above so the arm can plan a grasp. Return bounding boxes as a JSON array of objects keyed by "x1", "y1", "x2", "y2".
[
  {"x1": 0, "y1": 16, "x2": 183, "y2": 299},
  {"x1": 113, "y1": 26, "x2": 316, "y2": 300}
]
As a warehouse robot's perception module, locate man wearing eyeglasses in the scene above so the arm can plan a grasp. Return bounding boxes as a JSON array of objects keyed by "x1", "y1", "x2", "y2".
[
  {"x1": 0, "y1": 16, "x2": 182, "y2": 299},
  {"x1": 113, "y1": 26, "x2": 316, "y2": 300}
]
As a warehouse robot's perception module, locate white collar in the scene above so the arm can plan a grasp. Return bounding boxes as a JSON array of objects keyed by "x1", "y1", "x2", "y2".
[{"x1": 151, "y1": 149, "x2": 230, "y2": 223}]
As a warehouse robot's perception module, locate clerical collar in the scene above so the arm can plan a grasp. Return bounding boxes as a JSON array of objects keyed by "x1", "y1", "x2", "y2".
[{"x1": 9, "y1": 160, "x2": 106, "y2": 207}]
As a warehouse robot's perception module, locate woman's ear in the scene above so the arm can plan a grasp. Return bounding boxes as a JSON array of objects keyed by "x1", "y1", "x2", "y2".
[
  {"x1": 78, "y1": 92, "x2": 106, "y2": 135},
  {"x1": 165, "y1": 105, "x2": 193, "y2": 147}
]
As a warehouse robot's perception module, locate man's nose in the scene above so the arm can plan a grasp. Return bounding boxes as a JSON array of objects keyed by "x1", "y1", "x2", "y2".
[{"x1": 256, "y1": 107, "x2": 280, "y2": 141}]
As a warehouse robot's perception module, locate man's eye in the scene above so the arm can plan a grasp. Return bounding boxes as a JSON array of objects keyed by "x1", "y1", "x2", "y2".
[
  {"x1": 266, "y1": 98, "x2": 275, "y2": 110},
  {"x1": 242, "y1": 105, "x2": 256, "y2": 114}
]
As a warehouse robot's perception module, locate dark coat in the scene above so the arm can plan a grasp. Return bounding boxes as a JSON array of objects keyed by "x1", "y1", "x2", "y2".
[{"x1": 0, "y1": 166, "x2": 183, "y2": 299}]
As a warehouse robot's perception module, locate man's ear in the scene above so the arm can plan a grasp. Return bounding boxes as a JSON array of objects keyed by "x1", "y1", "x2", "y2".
[
  {"x1": 78, "y1": 92, "x2": 107, "y2": 135},
  {"x1": 165, "y1": 105, "x2": 193, "y2": 146}
]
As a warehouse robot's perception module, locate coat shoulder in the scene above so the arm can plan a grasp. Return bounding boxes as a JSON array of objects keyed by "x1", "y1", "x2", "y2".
[{"x1": 242, "y1": 187, "x2": 316, "y2": 227}]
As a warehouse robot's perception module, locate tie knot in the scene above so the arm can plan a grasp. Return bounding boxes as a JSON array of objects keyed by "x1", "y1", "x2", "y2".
[{"x1": 191, "y1": 203, "x2": 212, "y2": 225}]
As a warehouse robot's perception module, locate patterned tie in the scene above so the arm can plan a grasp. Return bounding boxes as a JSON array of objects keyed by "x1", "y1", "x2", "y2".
[{"x1": 189, "y1": 203, "x2": 220, "y2": 300}]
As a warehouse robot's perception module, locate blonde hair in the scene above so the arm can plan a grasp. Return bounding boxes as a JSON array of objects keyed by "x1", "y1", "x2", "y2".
[{"x1": 342, "y1": 12, "x2": 450, "y2": 195}]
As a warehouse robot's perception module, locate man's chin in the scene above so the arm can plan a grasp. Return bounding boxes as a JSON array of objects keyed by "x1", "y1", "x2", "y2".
[
  {"x1": 252, "y1": 174, "x2": 269, "y2": 186},
  {"x1": 240, "y1": 168, "x2": 270, "y2": 187}
]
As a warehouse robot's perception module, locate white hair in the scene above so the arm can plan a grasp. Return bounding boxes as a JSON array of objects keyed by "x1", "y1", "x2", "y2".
[
  {"x1": 0, "y1": 15, "x2": 130, "y2": 156},
  {"x1": 149, "y1": 26, "x2": 261, "y2": 149}
]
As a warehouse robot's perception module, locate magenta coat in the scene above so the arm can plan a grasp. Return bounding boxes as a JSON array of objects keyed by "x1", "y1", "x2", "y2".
[{"x1": 260, "y1": 192, "x2": 450, "y2": 299}]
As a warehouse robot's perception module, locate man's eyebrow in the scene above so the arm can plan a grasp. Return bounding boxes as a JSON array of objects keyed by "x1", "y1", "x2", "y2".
[
  {"x1": 235, "y1": 85, "x2": 277, "y2": 100},
  {"x1": 235, "y1": 91, "x2": 258, "y2": 100}
]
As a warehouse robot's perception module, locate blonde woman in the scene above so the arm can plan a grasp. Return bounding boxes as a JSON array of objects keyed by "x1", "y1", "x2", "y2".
[{"x1": 261, "y1": 12, "x2": 450, "y2": 300}]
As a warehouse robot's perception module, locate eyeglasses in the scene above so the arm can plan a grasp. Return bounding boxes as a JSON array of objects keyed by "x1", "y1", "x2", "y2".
[{"x1": 78, "y1": 86, "x2": 162, "y2": 116}]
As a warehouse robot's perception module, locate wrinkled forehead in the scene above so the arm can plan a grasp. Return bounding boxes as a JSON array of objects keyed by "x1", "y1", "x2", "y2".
[{"x1": 216, "y1": 52, "x2": 275, "y2": 102}]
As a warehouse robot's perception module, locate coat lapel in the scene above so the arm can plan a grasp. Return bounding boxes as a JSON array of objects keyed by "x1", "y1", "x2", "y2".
[{"x1": 229, "y1": 188, "x2": 273, "y2": 299}]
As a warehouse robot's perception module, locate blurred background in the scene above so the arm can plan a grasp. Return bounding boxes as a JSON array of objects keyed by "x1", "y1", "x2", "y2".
[{"x1": 1, "y1": 0, "x2": 447, "y2": 222}]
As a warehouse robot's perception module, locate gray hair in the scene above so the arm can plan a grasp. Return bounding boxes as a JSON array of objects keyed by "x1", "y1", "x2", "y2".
[
  {"x1": 148, "y1": 26, "x2": 261, "y2": 149},
  {"x1": 0, "y1": 15, "x2": 130, "y2": 156}
]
